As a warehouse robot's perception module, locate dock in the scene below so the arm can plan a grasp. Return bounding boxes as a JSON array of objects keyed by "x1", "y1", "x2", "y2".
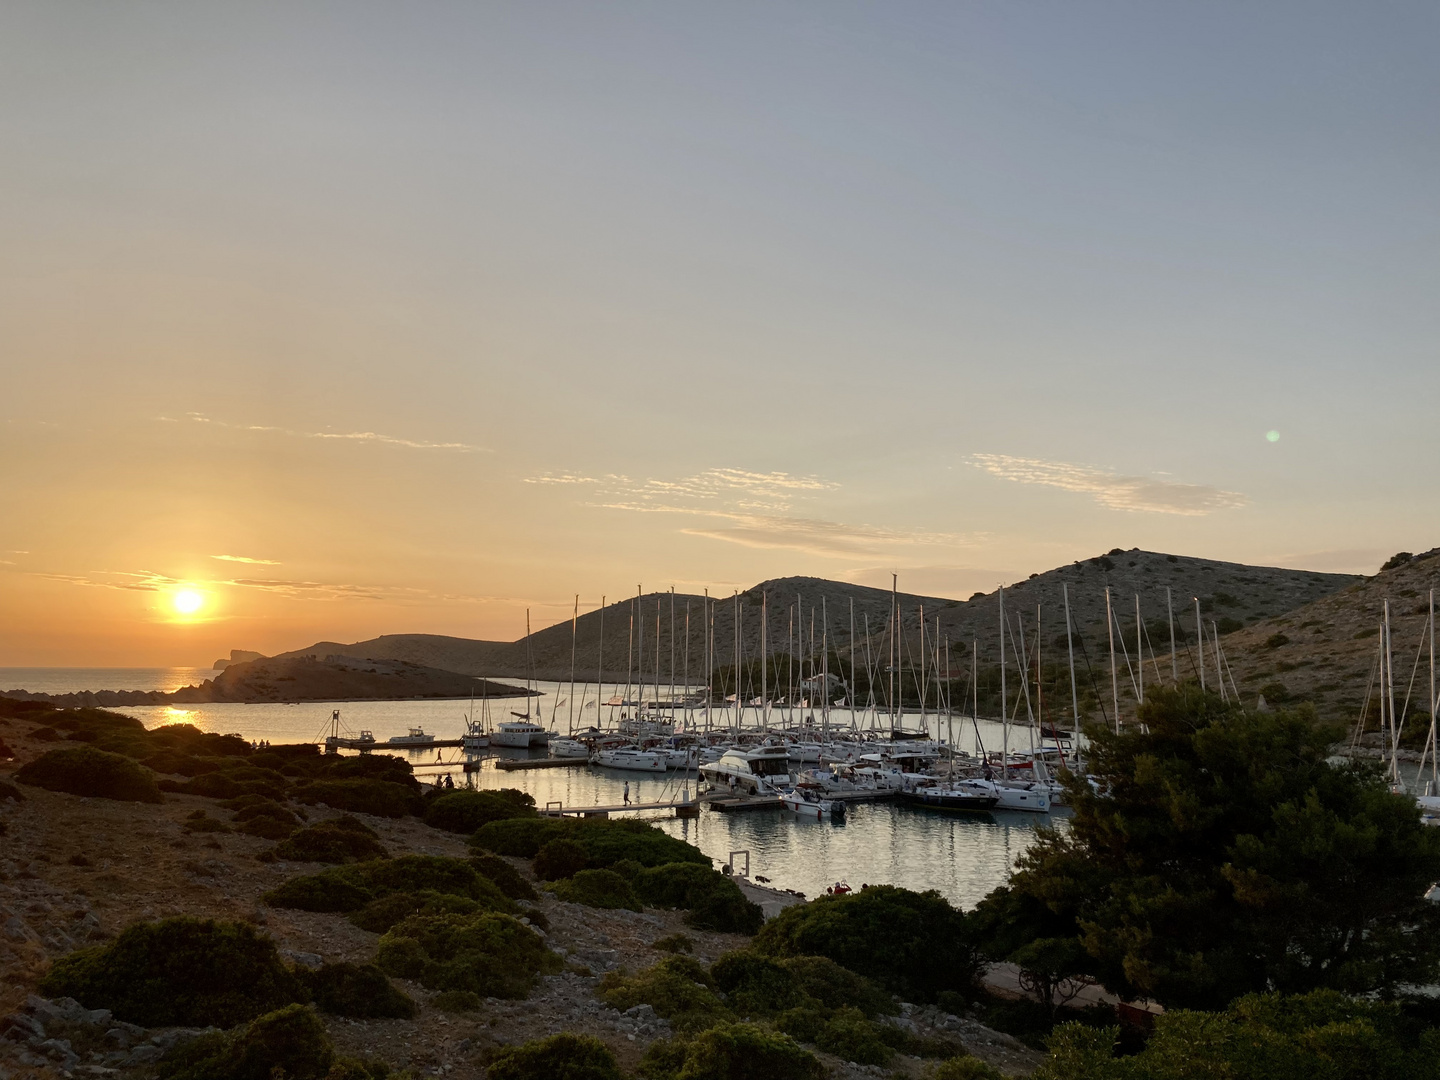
[
  {"x1": 325, "y1": 737, "x2": 466, "y2": 751},
  {"x1": 494, "y1": 757, "x2": 591, "y2": 771},
  {"x1": 539, "y1": 798, "x2": 701, "y2": 819},
  {"x1": 704, "y1": 795, "x2": 783, "y2": 813}
]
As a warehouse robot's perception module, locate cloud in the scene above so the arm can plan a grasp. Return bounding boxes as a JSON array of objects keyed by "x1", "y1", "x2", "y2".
[
  {"x1": 970, "y1": 454, "x2": 1248, "y2": 516},
  {"x1": 211, "y1": 554, "x2": 282, "y2": 565},
  {"x1": 223, "y1": 577, "x2": 388, "y2": 601},
  {"x1": 527, "y1": 467, "x2": 836, "y2": 512},
  {"x1": 164, "y1": 413, "x2": 489, "y2": 453},
  {"x1": 33, "y1": 570, "x2": 181, "y2": 592},
  {"x1": 681, "y1": 513, "x2": 979, "y2": 559}
]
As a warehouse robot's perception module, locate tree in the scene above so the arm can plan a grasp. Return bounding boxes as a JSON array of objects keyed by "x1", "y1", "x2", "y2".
[{"x1": 975, "y1": 686, "x2": 1440, "y2": 1010}]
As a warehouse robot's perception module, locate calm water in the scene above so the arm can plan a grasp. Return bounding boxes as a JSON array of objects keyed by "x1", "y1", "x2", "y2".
[
  {"x1": 0, "y1": 667, "x2": 223, "y2": 694},
  {"x1": 13, "y1": 669, "x2": 1066, "y2": 909}
]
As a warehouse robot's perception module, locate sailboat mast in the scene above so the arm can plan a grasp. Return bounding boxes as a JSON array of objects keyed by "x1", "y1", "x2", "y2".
[
  {"x1": 568, "y1": 595, "x2": 579, "y2": 736},
  {"x1": 669, "y1": 588, "x2": 676, "y2": 722},
  {"x1": 1212, "y1": 622, "x2": 1226, "y2": 704},
  {"x1": 821, "y1": 596, "x2": 830, "y2": 741},
  {"x1": 1166, "y1": 586, "x2": 1177, "y2": 684},
  {"x1": 1000, "y1": 586, "x2": 1008, "y2": 773},
  {"x1": 1106, "y1": 588, "x2": 1118, "y2": 733},
  {"x1": 1385, "y1": 599, "x2": 1397, "y2": 782},
  {"x1": 683, "y1": 599, "x2": 690, "y2": 734},
  {"x1": 1430, "y1": 588, "x2": 1437, "y2": 790},
  {"x1": 597, "y1": 596, "x2": 606, "y2": 729},
  {"x1": 761, "y1": 591, "x2": 769, "y2": 732},
  {"x1": 1135, "y1": 594, "x2": 1143, "y2": 709},
  {"x1": 890, "y1": 574, "x2": 898, "y2": 731},
  {"x1": 1063, "y1": 583, "x2": 1079, "y2": 767},
  {"x1": 849, "y1": 599, "x2": 857, "y2": 729},
  {"x1": 1194, "y1": 596, "x2": 1205, "y2": 691}
]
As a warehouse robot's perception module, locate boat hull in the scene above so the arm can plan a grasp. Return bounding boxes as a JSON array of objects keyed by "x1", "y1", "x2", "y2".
[{"x1": 898, "y1": 789, "x2": 999, "y2": 813}]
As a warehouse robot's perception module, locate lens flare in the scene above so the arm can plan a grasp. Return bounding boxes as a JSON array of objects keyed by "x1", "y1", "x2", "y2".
[{"x1": 1266, "y1": 430, "x2": 1280, "y2": 443}]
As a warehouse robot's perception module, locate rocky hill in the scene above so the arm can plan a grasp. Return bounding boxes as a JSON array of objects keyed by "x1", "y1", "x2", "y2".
[{"x1": 272, "y1": 550, "x2": 1358, "y2": 698}]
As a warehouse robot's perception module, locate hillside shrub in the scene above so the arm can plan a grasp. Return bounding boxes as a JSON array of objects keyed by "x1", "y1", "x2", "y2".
[
  {"x1": 301, "y1": 962, "x2": 415, "y2": 1019},
  {"x1": 431, "y1": 989, "x2": 484, "y2": 1013},
  {"x1": 471, "y1": 816, "x2": 572, "y2": 856},
  {"x1": 654, "y1": 934, "x2": 694, "y2": 954},
  {"x1": 710, "y1": 950, "x2": 802, "y2": 1015},
  {"x1": 534, "y1": 838, "x2": 590, "y2": 880},
  {"x1": 375, "y1": 912, "x2": 560, "y2": 999},
  {"x1": 781, "y1": 955, "x2": 894, "y2": 1017},
  {"x1": 235, "y1": 813, "x2": 299, "y2": 841},
  {"x1": 627, "y1": 862, "x2": 761, "y2": 932},
  {"x1": 550, "y1": 869, "x2": 643, "y2": 911},
  {"x1": 17, "y1": 746, "x2": 162, "y2": 802},
  {"x1": 754, "y1": 885, "x2": 978, "y2": 1001},
  {"x1": 350, "y1": 890, "x2": 484, "y2": 933},
  {"x1": 638, "y1": 1021, "x2": 824, "y2": 1080},
  {"x1": 815, "y1": 1005, "x2": 891, "y2": 1065},
  {"x1": 598, "y1": 956, "x2": 725, "y2": 1027},
  {"x1": 40, "y1": 917, "x2": 302, "y2": 1027},
  {"x1": 156, "y1": 1003, "x2": 334, "y2": 1080},
  {"x1": 292, "y1": 778, "x2": 423, "y2": 818},
  {"x1": 424, "y1": 788, "x2": 536, "y2": 833},
  {"x1": 472, "y1": 816, "x2": 710, "y2": 869},
  {"x1": 469, "y1": 853, "x2": 538, "y2": 901},
  {"x1": 487, "y1": 1032, "x2": 624, "y2": 1080},
  {"x1": 274, "y1": 817, "x2": 387, "y2": 863},
  {"x1": 930, "y1": 1057, "x2": 1006, "y2": 1080},
  {"x1": 265, "y1": 855, "x2": 513, "y2": 914}
]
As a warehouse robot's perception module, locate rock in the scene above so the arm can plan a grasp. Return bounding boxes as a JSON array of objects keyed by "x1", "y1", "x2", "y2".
[
  {"x1": 3, "y1": 917, "x2": 35, "y2": 943},
  {"x1": 624, "y1": 1004, "x2": 657, "y2": 1023},
  {"x1": 123, "y1": 1044, "x2": 163, "y2": 1066},
  {"x1": 284, "y1": 950, "x2": 324, "y2": 970}
]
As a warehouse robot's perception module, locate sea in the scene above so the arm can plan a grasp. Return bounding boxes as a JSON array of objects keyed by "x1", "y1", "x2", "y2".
[{"x1": 0, "y1": 667, "x2": 1070, "y2": 910}]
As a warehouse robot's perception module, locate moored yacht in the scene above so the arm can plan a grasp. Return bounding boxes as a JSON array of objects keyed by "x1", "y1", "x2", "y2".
[
  {"x1": 492, "y1": 720, "x2": 551, "y2": 748},
  {"x1": 698, "y1": 743, "x2": 793, "y2": 795},
  {"x1": 592, "y1": 745, "x2": 666, "y2": 772},
  {"x1": 387, "y1": 727, "x2": 435, "y2": 747}
]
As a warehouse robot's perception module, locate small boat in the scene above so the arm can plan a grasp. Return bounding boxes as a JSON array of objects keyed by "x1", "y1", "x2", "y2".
[
  {"x1": 549, "y1": 737, "x2": 591, "y2": 759},
  {"x1": 387, "y1": 727, "x2": 435, "y2": 747},
  {"x1": 461, "y1": 720, "x2": 489, "y2": 750},
  {"x1": 898, "y1": 781, "x2": 999, "y2": 813},
  {"x1": 592, "y1": 746, "x2": 666, "y2": 772},
  {"x1": 779, "y1": 784, "x2": 845, "y2": 820}
]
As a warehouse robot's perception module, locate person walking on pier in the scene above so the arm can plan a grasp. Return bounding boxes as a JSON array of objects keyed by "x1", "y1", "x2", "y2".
[{"x1": 623, "y1": 781, "x2": 631, "y2": 806}]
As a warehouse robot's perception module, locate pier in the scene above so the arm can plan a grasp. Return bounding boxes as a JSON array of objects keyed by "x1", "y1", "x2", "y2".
[
  {"x1": 539, "y1": 797, "x2": 701, "y2": 819},
  {"x1": 494, "y1": 757, "x2": 591, "y2": 771}
]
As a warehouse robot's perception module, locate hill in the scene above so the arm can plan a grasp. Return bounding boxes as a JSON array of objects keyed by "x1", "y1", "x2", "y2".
[
  {"x1": 269, "y1": 550, "x2": 1358, "y2": 709},
  {"x1": 1213, "y1": 548, "x2": 1440, "y2": 725}
]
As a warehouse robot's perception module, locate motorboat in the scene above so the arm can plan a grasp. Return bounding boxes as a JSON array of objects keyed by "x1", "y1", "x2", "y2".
[
  {"x1": 387, "y1": 727, "x2": 435, "y2": 747},
  {"x1": 779, "y1": 784, "x2": 846, "y2": 820},
  {"x1": 898, "y1": 780, "x2": 1000, "y2": 813},
  {"x1": 592, "y1": 746, "x2": 666, "y2": 772},
  {"x1": 698, "y1": 742, "x2": 793, "y2": 795},
  {"x1": 549, "y1": 737, "x2": 591, "y2": 759},
  {"x1": 492, "y1": 720, "x2": 552, "y2": 748},
  {"x1": 787, "y1": 741, "x2": 824, "y2": 764}
]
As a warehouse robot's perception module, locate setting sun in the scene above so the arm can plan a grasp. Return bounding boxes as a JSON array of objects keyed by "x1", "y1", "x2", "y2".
[{"x1": 171, "y1": 589, "x2": 205, "y2": 615}]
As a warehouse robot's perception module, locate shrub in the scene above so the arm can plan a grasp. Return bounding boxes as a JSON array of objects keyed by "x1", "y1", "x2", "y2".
[
  {"x1": 233, "y1": 801, "x2": 300, "y2": 824},
  {"x1": 472, "y1": 816, "x2": 711, "y2": 869},
  {"x1": 350, "y1": 890, "x2": 484, "y2": 933},
  {"x1": 17, "y1": 746, "x2": 162, "y2": 802},
  {"x1": 274, "y1": 817, "x2": 388, "y2": 863},
  {"x1": 780, "y1": 955, "x2": 894, "y2": 1017},
  {"x1": 292, "y1": 778, "x2": 423, "y2": 818},
  {"x1": 236, "y1": 814, "x2": 298, "y2": 841},
  {"x1": 40, "y1": 917, "x2": 302, "y2": 1027},
  {"x1": 639, "y1": 1021, "x2": 824, "y2": 1080},
  {"x1": 469, "y1": 853, "x2": 538, "y2": 902},
  {"x1": 631, "y1": 862, "x2": 763, "y2": 934},
  {"x1": 184, "y1": 811, "x2": 231, "y2": 833},
  {"x1": 550, "y1": 869, "x2": 643, "y2": 911},
  {"x1": 265, "y1": 856, "x2": 513, "y2": 914},
  {"x1": 774, "y1": 1006, "x2": 828, "y2": 1043},
  {"x1": 487, "y1": 1032, "x2": 624, "y2": 1080},
  {"x1": 929, "y1": 1057, "x2": 1006, "y2": 1080},
  {"x1": 156, "y1": 1003, "x2": 334, "y2": 1080},
  {"x1": 710, "y1": 950, "x2": 802, "y2": 1015},
  {"x1": 431, "y1": 989, "x2": 484, "y2": 1013},
  {"x1": 301, "y1": 962, "x2": 415, "y2": 1019},
  {"x1": 754, "y1": 885, "x2": 978, "y2": 1001},
  {"x1": 654, "y1": 934, "x2": 694, "y2": 954},
  {"x1": 424, "y1": 789, "x2": 536, "y2": 833},
  {"x1": 472, "y1": 816, "x2": 572, "y2": 857},
  {"x1": 815, "y1": 1006, "x2": 891, "y2": 1065},
  {"x1": 376, "y1": 912, "x2": 560, "y2": 999},
  {"x1": 598, "y1": 956, "x2": 725, "y2": 1025},
  {"x1": 534, "y1": 838, "x2": 591, "y2": 880}
]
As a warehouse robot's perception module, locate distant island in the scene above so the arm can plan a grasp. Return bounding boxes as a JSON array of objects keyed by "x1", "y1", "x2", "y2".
[{"x1": 0, "y1": 654, "x2": 533, "y2": 708}]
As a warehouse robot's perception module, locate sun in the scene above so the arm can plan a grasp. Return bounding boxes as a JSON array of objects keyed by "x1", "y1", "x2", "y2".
[{"x1": 172, "y1": 589, "x2": 206, "y2": 615}]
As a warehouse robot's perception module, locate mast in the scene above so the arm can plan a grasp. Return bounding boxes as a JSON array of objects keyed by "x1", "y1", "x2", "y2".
[
  {"x1": 704, "y1": 589, "x2": 712, "y2": 732},
  {"x1": 1106, "y1": 588, "x2": 1118, "y2": 733},
  {"x1": 1063, "y1": 583, "x2": 1079, "y2": 765},
  {"x1": 1166, "y1": 586, "x2": 1177, "y2": 684},
  {"x1": 1000, "y1": 586, "x2": 1008, "y2": 774},
  {"x1": 669, "y1": 588, "x2": 676, "y2": 721},
  {"x1": 761, "y1": 591, "x2": 769, "y2": 731},
  {"x1": 821, "y1": 596, "x2": 830, "y2": 741},
  {"x1": 1385, "y1": 599, "x2": 1397, "y2": 783},
  {"x1": 1194, "y1": 596, "x2": 1205, "y2": 692},
  {"x1": 1212, "y1": 622, "x2": 1226, "y2": 704},
  {"x1": 683, "y1": 599, "x2": 690, "y2": 734},
  {"x1": 1135, "y1": 594, "x2": 1143, "y2": 709},
  {"x1": 890, "y1": 574, "x2": 898, "y2": 731},
  {"x1": 635, "y1": 585, "x2": 644, "y2": 711},
  {"x1": 918, "y1": 603, "x2": 927, "y2": 730},
  {"x1": 734, "y1": 591, "x2": 741, "y2": 733},
  {"x1": 524, "y1": 608, "x2": 533, "y2": 718},
  {"x1": 849, "y1": 598, "x2": 857, "y2": 729},
  {"x1": 1430, "y1": 588, "x2": 1437, "y2": 792},
  {"x1": 654, "y1": 599, "x2": 661, "y2": 716},
  {"x1": 1035, "y1": 604, "x2": 1043, "y2": 741},
  {"x1": 596, "y1": 596, "x2": 606, "y2": 729},
  {"x1": 568, "y1": 594, "x2": 579, "y2": 736}
]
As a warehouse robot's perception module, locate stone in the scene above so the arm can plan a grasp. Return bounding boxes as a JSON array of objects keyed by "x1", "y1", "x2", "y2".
[
  {"x1": 124, "y1": 1044, "x2": 163, "y2": 1065},
  {"x1": 3, "y1": 917, "x2": 34, "y2": 943}
]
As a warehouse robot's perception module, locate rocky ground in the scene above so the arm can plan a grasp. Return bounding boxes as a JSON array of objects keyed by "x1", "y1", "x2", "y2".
[{"x1": 0, "y1": 717, "x2": 1041, "y2": 1079}]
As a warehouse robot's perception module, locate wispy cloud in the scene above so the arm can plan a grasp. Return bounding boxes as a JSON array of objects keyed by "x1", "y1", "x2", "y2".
[
  {"x1": 211, "y1": 554, "x2": 282, "y2": 565},
  {"x1": 970, "y1": 454, "x2": 1248, "y2": 516},
  {"x1": 34, "y1": 570, "x2": 181, "y2": 592},
  {"x1": 681, "y1": 513, "x2": 979, "y2": 559},
  {"x1": 162, "y1": 413, "x2": 489, "y2": 453},
  {"x1": 526, "y1": 467, "x2": 837, "y2": 513}
]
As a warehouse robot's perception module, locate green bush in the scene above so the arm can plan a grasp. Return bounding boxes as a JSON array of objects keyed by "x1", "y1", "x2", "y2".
[
  {"x1": 350, "y1": 890, "x2": 485, "y2": 933},
  {"x1": 184, "y1": 810, "x2": 231, "y2": 833},
  {"x1": 265, "y1": 856, "x2": 513, "y2": 914},
  {"x1": 431, "y1": 989, "x2": 484, "y2": 1013},
  {"x1": 630, "y1": 862, "x2": 763, "y2": 934},
  {"x1": 487, "y1": 1032, "x2": 624, "y2": 1080},
  {"x1": 292, "y1": 778, "x2": 423, "y2": 818},
  {"x1": 234, "y1": 801, "x2": 300, "y2": 824},
  {"x1": 710, "y1": 950, "x2": 802, "y2": 1015},
  {"x1": 301, "y1": 962, "x2": 415, "y2": 1019},
  {"x1": 534, "y1": 838, "x2": 591, "y2": 880},
  {"x1": 472, "y1": 816, "x2": 711, "y2": 869},
  {"x1": 424, "y1": 789, "x2": 536, "y2": 833},
  {"x1": 815, "y1": 1006, "x2": 891, "y2": 1065},
  {"x1": 639, "y1": 1021, "x2": 824, "y2": 1080},
  {"x1": 654, "y1": 934, "x2": 694, "y2": 954},
  {"x1": 274, "y1": 817, "x2": 388, "y2": 863},
  {"x1": 774, "y1": 1006, "x2": 828, "y2": 1043},
  {"x1": 780, "y1": 955, "x2": 895, "y2": 1017},
  {"x1": 598, "y1": 956, "x2": 725, "y2": 1025},
  {"x1": 40, "y1": 917, "x2": 302, "y2": 1027},
  {"x1": 754, "y1": 885, "x2": 978, "y2": 1001},
  {"x1": 236, "y1": 814, "x2": 298, "y2": 841},
  {"x1": 929, "y1": 1055, "x2": 1006, "y2": 1080},
  {"x1": 550, "y1": 869, "x2": 643, "y2": 911},
  {"x1": 17, "y1": 746, "x2": 162, "y2": 802},
  {"x1": 156, "y1": 1003, "x2": 334, "y2": 1080},
  {"x1": 375, "y1": 912, "x2": 560, "y2": 999},
  {"x1": 469, "y1": 853, "x2": 538, "y2": 902},
  {"x1": 472, "y1": 816, "x2": 572, "y2": 856}
]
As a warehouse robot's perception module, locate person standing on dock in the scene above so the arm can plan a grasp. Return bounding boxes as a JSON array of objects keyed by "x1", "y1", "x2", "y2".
[{"x1": 623, "y1": 781, "x2": 631, "y2": 806}]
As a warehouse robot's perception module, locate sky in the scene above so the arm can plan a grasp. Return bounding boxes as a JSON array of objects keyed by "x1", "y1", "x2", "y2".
[{"x1": 2, "y1": 1, "x2": 1438, "y2": 666}]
